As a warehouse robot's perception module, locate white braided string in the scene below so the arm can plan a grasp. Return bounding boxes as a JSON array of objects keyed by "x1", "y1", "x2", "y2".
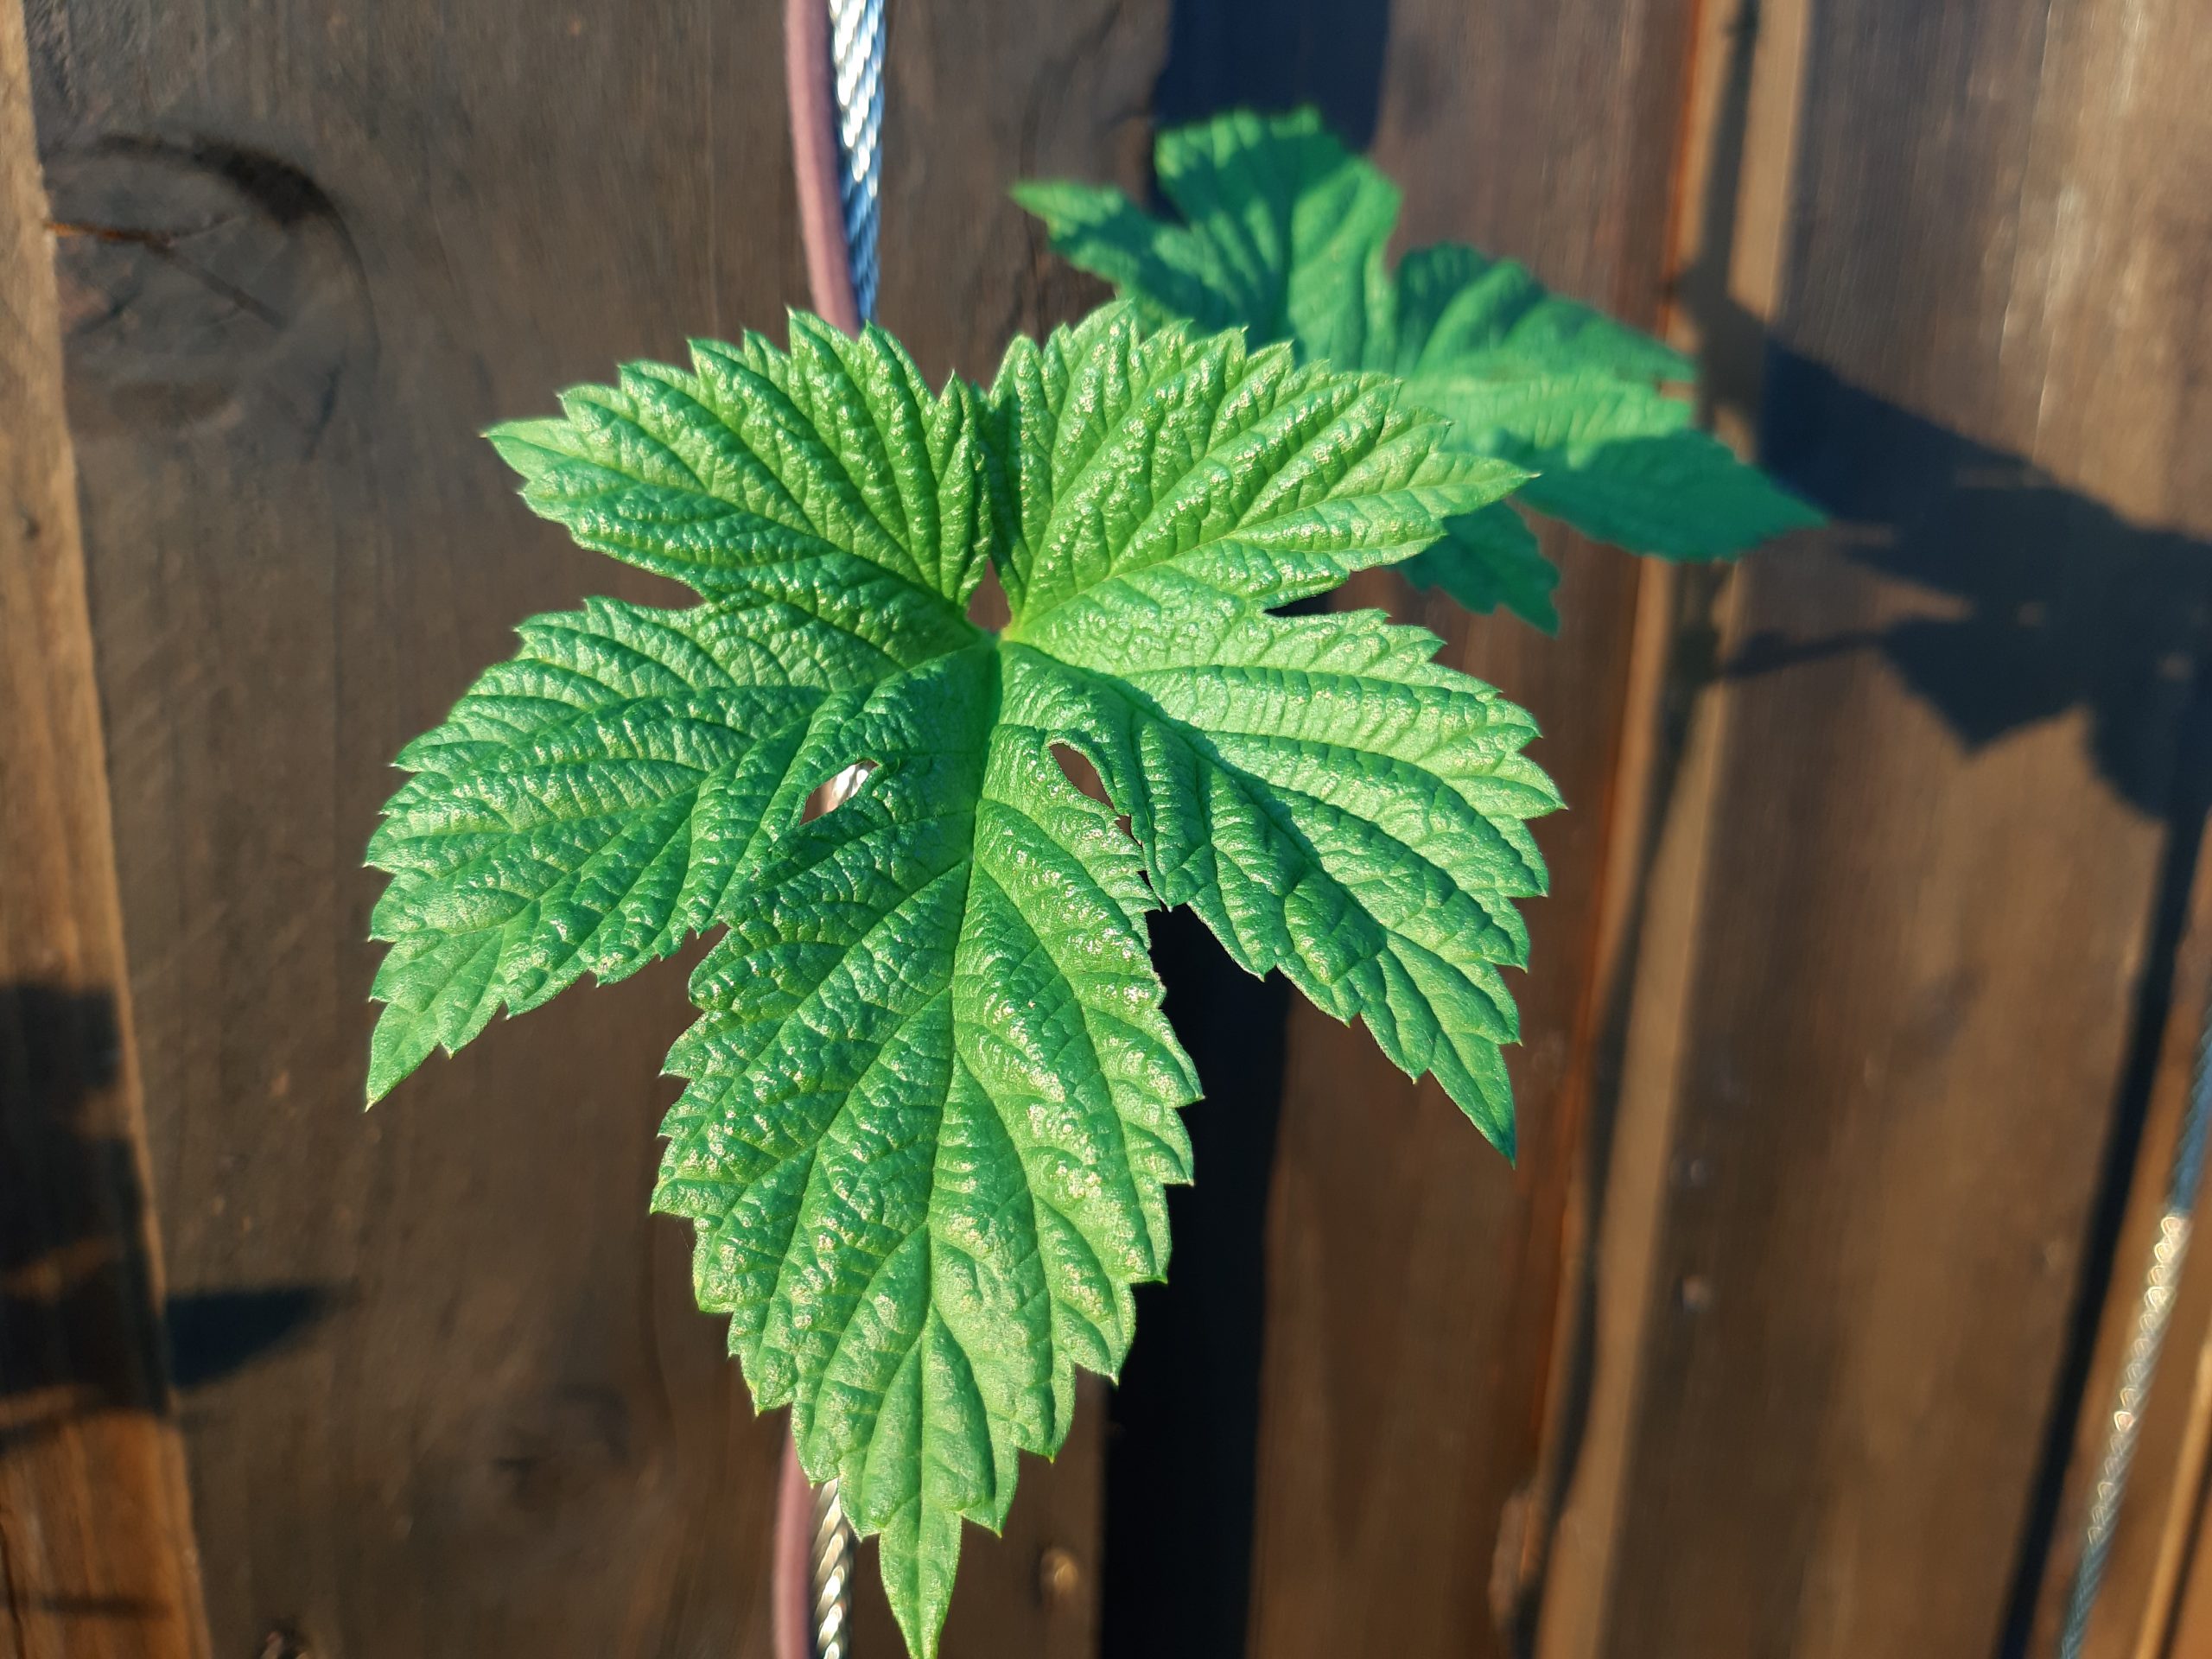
[
  {"x1": 802, "y1": 766, "x2": 867, "y2": 1658},
  {"x1": 810, "y1": 1474, "x2": 855, "y2": 1659},
  {"x1": 828, "y1": 0, "x2": 886, "y2": 321}
]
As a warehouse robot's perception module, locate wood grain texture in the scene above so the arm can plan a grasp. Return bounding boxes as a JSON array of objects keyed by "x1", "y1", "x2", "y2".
[
  {"x1": 1533, "y1": 0, "x2": 1815, "y2": 1651},
  {"x1": 22, "y1": 0, "x2": 1160, "y2": 1653},
  {"x1": 0, "y1": 1, "x2": 209, "y2": 1651},
  {"x1": 2160, "y1": 1440, "x2": 2212, "y2": 1658},
  {"x1": 1241, "y1": 3, "x2": 1704, "y2": 1656},
  {"x1": 2147, "y1": 1364, "x2": 2212, "y2": 1659},
  {"x1": 1560, "y1": 0, "x2": 2212, "y2": 1651}
]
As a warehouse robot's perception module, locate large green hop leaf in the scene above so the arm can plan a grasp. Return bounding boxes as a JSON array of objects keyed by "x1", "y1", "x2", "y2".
[
  {"x1": 365, "y1": 306, "x2": 1553, "y2": 1656},
  {"x1": 1014, "y1": 106, "x2": 1821, "y2": 631}
]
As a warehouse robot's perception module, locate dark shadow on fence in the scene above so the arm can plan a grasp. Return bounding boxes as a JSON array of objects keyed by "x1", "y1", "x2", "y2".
[
  {"x1": 1101, "y1": 8, "x2": 1395, "y2": 1659},
  {"x1": 164, "y1": 1285, "x2": 337, "y2": 1393},
  {"x1": 1522, "y1": 353, "x2": 2212, "y2": 1659},
  {"x1": 1154, "y1": 0, "x2": 1393, "y2": 147},
  {"x1": 1740, "y1": 353, "x2": 2212, "y2": 1659},
  {"x1": 1734, "y1": 357, "x2": 2212, "y2": 814},
  {"x1": 0, "y1": 981, "x2": 162, "y2": 1454},
  {"x1": 1107, "y1": 911, "x2": 1293, "y2": 1659},
  {"x1": 0, "y1": 980, "x2": 338, "y2": 1460}
]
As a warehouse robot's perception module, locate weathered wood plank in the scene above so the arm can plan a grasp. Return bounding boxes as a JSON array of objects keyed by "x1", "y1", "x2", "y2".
[
  {"x1": 1553, "y1": 0, "x2": 2212, "y2": 1650},
  {"x1": 24, "y1": 0, "x2": 1160, "y2": 1652},
  {"x1": 1240, "y1": 3, "x2": 1705, "y2": 1655},
  {"x1": 2161, "y1": 1455, "x2": 2212, "y2": 1656},
  {"x1": 0, "y1": 1, "x2": 208, "y2": 1651},
  {"x1": 1533, "y1": 0, "x2": 1817, "y2": 1649}
]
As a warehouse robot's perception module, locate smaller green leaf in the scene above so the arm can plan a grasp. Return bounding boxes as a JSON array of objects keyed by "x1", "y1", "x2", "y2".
[
  {"x1": 1016, "y1": 107, "x2": 1821, "y2": 606},
  {"x1": 1517, "y1": 429, "x2": 1824, "y2": 559},
  {"x1": 1154, "y1": 105, "x2": 1399, "y2": 368},
  {"x1": 1007, "y1": 180, "x2": 1237, "y2": 337},
  {"x1": 1401, "y1": 503, "x2": 1561, "y2": 632},
  {"x1": 1409, "y1": 372, "x2": 1823, "y2": 559},
  {"x1": 1017, "y1": 108, "x2": 1399, "y2": 374},
  {"x1": 1389, "y1": 243, "x2": 1691, "y2": 384}
]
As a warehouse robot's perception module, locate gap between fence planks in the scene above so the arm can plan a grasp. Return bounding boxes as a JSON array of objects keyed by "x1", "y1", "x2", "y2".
[{"x1": 0, "y1": 2, "x2": 210, "y2": 1653}]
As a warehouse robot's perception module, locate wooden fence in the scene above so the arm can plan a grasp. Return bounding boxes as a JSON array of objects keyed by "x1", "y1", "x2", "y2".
[{"x1": 5, "y1": 0, "x2": 2212, "y2": 1655}]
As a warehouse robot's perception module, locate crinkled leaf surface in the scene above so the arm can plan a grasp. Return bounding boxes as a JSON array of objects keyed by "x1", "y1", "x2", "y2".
[
  {"x1": 1015, "y1": 107, "x2": 1820, "y2": 626},
  {"x1": 365, "y1": 306, "x2": 1551, "y2": 1656}
]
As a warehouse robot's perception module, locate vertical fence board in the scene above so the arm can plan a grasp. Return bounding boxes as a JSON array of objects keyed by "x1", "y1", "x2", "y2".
[
  {"x1": 1533, "y1": 0, "x2": 1818, "y2": 1649},
  {"x1": 1242, "y1": 3, "x2": 1702, "y2": 1655},
  {"x1": 0, "y1": 1, "x2": 207, "y2": 1651},
  {"x1": 25, "y1": 0, "x2": 1160, "y2": 1653},
  {"x1": 2161, "y1": 1448, "x2": 2212, "y2": 1656},
  {"x1": 2031, "y1": 824, "x2": 2212, "y2": 1659},
  {"x1": 2027, "y1": 0, "x2": 2212, "y2": 1590},
  {"x1": 1557, "y1": 0, "x2": 2212, "y2": 1652}
]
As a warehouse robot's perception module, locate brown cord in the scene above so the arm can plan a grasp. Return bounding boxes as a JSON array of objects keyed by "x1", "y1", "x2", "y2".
[
  {"x1": 775, "y1": 12, "x2": 867, "y2": 1653},
  {"x1": 784, "y1": 0, "x2": 861, "y2": 334}
]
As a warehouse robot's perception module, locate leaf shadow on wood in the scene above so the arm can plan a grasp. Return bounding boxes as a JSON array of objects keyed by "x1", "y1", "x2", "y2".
[
  {"x1": 1724, "y1": 354, "x2": 2212, "y2": 817},
  {"x1": 2, "y1": 982, "x2": 129, "y2": 1274},
  {"x1": 1688, "y1": 24, "x2": 2212, "y2": 1643},
  {"x1": 0, "y1": 981, "x2": 337, "y2": 1459},
  {"x1": 164, "y1": 1285, "x2": 337, "y2": 1393},
  {"x1": 1, "y1": 980, "x2": 160, "y2": 1454},
  {"x1": 1523, "y1": 355, "x2": 2212, "y2": 1659},
  {"x1": 1671, "y1": 1, "x2": 2212, "y2": 818}
]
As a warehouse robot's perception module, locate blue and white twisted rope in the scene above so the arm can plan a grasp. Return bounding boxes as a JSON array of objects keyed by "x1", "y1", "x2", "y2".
[{"x1": 828, "y1": 0, "x2": 886, "y2": 321}]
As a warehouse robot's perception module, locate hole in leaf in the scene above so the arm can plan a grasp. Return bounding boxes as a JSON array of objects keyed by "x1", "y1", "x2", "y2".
[
  {"x1": 1050, "y1": 742, "x2": 1113, "y2": 809},
  {"x1": 801, "y1": 760, "x2": 876, "y2": 823},
  {"x1": 1051, "y1": 743, "x2": 1141, "y2": 870},
  {"x1": 967, "y1": 567, "x2": 1013, "y2": 631},
  {"x1": 1057, "y1": 743, "x2": 1159, "y2": 898}
]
